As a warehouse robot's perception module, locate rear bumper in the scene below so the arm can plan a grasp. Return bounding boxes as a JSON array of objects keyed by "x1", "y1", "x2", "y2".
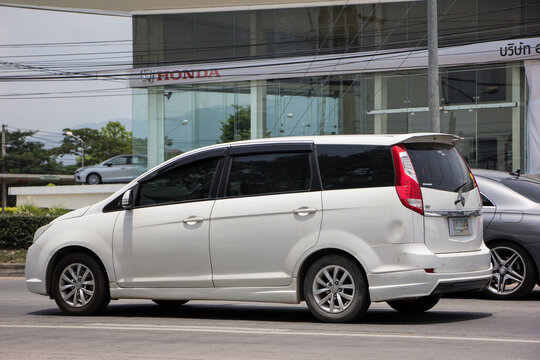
[
  {"x1": 367, "y1": 244, "x2": 491, "y2": 302},
  {"x1": 432, "y1": 278, "x2": 490, "y2": 294}
]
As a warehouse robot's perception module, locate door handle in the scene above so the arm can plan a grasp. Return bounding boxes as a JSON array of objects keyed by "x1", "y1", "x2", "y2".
[
  {"x1": 182, "y1": 216, "x2": 204, "y2": 225},
  {"x1": 293, "y1": 207, "x2": 317, "y2": 216}
]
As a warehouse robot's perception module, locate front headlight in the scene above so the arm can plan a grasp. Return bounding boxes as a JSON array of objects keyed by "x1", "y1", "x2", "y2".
[{"x1": 33, "y1": 224, "x2": 52, "y2": 243}]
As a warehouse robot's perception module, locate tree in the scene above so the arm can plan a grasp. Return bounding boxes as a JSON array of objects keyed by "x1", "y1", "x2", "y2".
[
  {"x1": 219, "y1": 105, "x2": 251, "y2": 143},
  {"x1": 54, "y1": 121, "x2": 133, "y2": 167},
  {"x1": 0, "y1": 130, "x2": 65, "y2": 174}
]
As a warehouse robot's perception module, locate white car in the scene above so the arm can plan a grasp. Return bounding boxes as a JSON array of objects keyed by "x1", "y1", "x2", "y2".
[
  {"x1": 26, "y1": 134, "x2": 491, "y2": 322},
  {"x1": 74, "y1": 154, "x2": 147, "y2": 184}
]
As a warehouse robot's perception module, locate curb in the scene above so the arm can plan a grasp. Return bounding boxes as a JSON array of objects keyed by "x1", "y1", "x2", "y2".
[{"x1": 0, "y1": 263, "x2": 25, "y2": 277}]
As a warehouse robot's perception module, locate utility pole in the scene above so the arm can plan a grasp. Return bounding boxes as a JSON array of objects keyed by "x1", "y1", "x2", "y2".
[
  {"x1": 428, "y1": 0, "x2": 441, "y2": 132},
  {"x1": 1, "y1": 124, "x2": 6, "y2": 213}
]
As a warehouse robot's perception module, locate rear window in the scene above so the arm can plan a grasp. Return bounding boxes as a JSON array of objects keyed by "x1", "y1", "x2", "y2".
[
  {"x1": 316, "y1": 145, "x2": 394, "y2": 190},
  {"x1": 405, "y1": 143, "x2": 475, "y2": 193},
  {"x1": 501, "y1": 179, "x2": 540, "y2": 203}
]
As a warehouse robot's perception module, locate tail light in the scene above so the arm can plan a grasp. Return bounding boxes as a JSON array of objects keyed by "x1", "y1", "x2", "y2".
[
  {"x1": 391, "y1": 144, "x2": 423, "y2": 215},
  {"x1": 459, "y1": 151, "x2": 482, "y2": 208}
]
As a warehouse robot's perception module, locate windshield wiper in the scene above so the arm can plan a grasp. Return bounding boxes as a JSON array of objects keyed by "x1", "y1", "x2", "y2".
[{"x1": 454, "y1": 180, "x2": 470, "y2": 205}]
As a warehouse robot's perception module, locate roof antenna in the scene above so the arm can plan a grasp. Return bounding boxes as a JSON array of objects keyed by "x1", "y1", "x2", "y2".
[{"x1": 509, "y1": 169, "x2": 521, "y2": 179}]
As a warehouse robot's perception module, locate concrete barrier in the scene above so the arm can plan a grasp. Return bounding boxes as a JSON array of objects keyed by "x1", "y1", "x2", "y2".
[
  {"x1": 9, "y1": 184, "x2": 124, "y2": 210},
  {"x1": 0, "y1": 263, "x2": 24, "y2": 277}
]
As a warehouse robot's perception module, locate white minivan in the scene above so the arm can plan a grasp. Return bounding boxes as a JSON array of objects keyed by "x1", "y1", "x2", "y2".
[{"x1": 26, "y1": 133, "x2": 492, "y2": 322}]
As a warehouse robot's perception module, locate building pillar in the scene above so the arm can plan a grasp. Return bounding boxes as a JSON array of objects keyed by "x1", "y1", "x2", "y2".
[
  {"x1": 251, "y1": 80, "x2": 267, "y2": 139},
  {"x1": 511, "y1": 64, "x2": 522, "y2": 171},
  {"x1": 374, "y1": 74, "x2": 388, "y2": 134},
  {"x1": 147, "y1": 86, "x2": 165, "y2": 168}
]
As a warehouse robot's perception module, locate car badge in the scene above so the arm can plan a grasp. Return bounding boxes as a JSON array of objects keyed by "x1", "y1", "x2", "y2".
[{"x1": 455, "y1": 192, "x2": 465, "y2": 206}]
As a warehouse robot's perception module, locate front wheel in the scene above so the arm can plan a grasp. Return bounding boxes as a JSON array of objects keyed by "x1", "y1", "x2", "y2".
[
  {"x1": 86, "y1": 173, "x2": 102, "y2": 185},
  {"x1": 51, "y1": 253, "x2": 110, "y2": 315},
  {"x1": 386, "y1": 294, "x2": 441, "y2": 313},
  {"x1": 304, "y1": 255, "x2": 370, "y2": 323},
  {"x1": 483, "y1": 242, "x2": 537, "y2": 300}
]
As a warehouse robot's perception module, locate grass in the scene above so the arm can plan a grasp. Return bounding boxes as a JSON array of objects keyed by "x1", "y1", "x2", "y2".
[
  {"x1": 0, "y1": 249, "x2": 27, "y2": 263},
  {"x1": 12, "y1": 205, "x2": 69, "y2": 216}
]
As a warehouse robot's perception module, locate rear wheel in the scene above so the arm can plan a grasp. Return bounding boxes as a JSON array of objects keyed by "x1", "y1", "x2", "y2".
[
  {"x1": 386, "y1": 294, "x2": 441, "y2": 313},
  {"x1": 483, "y1": 241, "x2": 537, "y2": 300},
  {"x1": 152, "y1": 300, "x2": 189, "y2": 307},
  {"x1": 303, "y1": 255, "x2": 370, "y2": 323},
  {"x1": 86, "y1": 173, "x2": 101, "y2": 184},
  {"x1": 51, "y1": 253, "x2": 110, "y2": 315}
]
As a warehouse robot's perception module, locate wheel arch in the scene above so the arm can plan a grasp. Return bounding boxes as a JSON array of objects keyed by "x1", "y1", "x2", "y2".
[
  {"x1": 296, "y1": 248, "x2": 368, "y2": 302},
  {"x1": 46, "y1": 246, "x2": 109, "y2": 298}
]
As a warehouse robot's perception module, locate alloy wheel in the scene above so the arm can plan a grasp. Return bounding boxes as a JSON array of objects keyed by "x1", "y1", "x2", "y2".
[
  {"x1": 488, "y1": 246, "x2": 526, "y2": 296},
  {"x1": 87, "y1": 174, "x2": 100, "y2": 185},
  {"x1": 58, "y1": 263, "x2": 95, "y2": 308},
  {"x1": 312, "y1": 265, "x2": 355, "y2": 314}
]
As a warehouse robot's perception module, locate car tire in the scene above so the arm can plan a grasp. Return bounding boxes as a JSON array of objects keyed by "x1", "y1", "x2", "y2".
[
  {"x1": 51, "y1": 253, "x2": 110, "y2": 315},
  {"x1": 303, "y1": 255, "x2": 370, "y2": 323},
  {"x1": 386, "y1": 294, "x2": 441, "y2": 313},
  {"x1": 483, "y1": 241, "x2": 538, "y2": 300},
  {"x1": 86, "y1": 173, "x2": 102, "y2": 185},
  {"x1": 152, "y1": 300, "x2": 189, "y2": 307}
]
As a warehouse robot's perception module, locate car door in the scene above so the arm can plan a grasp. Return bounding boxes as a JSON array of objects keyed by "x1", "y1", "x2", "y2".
[
  {"x1": 102, "y1": 156, "x2": 130, "y2": 182},
  {"x1": 209, "y1": 143, "x2": 323, "y2": 287},
  {"x1": 112, "y1": 152, "x2": 224, "y2": 288}
]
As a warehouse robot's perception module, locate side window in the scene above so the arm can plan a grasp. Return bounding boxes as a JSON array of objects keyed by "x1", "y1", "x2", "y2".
[
  {"x1": 316, "y1": 145, "x2": 395, "y2": 190},
  {"x1": 132, "y1": 156, "x2": 147, "y2": 165},
  {"x1": 110, "y1": 156, "x2": 129, "y2": 166},
  {"x1": 227, "y1": 152, "x2": 311, "y2": 197},
  {"x1": 136, "y1": 158, "x2": 219, "y2": 206},
  {"x1": 481, "y1": 193, "x2": 495, "y2": 207}
]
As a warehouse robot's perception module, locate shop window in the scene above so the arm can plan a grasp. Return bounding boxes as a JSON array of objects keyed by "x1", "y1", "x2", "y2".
[
  {"x1": 441, "y1": 70, "x2": 476, "y2": 105},
  {"x1": 163, "y1": 14, "x2": 196, "y2": 63},
  {"x1": 477, "y1": 67, "x2": 507, "y2": 103},
  {"x1": 276, "y1": 8, "x2": 318, "y2": 57},
  {"x1": 195, "y1": 13, "x2": 235, "y2": 61}
]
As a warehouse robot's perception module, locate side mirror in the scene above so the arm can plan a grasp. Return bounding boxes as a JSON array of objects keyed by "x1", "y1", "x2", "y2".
[
  {"x1": 105, "y1": 163, "x2": 113, "y2": 167},
  {"x1": 122, "y1": 189, "x2": 134, "y2": 210}
]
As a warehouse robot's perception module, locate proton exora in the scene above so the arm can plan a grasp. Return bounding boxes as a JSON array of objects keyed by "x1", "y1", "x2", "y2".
[{"x1": 26, "y1": 134, "x2": 491, "y2": 322}]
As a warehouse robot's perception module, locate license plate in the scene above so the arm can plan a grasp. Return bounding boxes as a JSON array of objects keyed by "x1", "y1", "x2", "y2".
[{"x1": 449, "y1": 217, "x2": 470, "y2": 236}]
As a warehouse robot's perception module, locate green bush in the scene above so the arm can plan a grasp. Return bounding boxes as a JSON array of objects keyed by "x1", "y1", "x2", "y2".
[
  {"x1": 16, "y1": 205, "x2": 69, "y2": 216},
  {"x1": 0, "y1": 215, "x2": 57, "y2": 250}
]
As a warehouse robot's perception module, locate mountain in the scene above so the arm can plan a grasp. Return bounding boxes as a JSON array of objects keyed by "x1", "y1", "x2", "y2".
[{"x1": 73, "y1": 117, "x2": 132, "y2": 131}]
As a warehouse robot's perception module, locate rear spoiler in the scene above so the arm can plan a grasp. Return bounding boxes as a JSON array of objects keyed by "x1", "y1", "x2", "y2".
[{"x1": 390, "y1": 133, "x2": 463, "y2": 146}]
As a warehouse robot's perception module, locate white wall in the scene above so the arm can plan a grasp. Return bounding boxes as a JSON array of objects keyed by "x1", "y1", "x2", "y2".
[{"x1": 9, "y1": 184, "x2": 124, "y2": 209}]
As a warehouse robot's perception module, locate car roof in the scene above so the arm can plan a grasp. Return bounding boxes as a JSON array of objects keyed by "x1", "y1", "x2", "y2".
[
  {"x1": 220, "y1": 133, "x2": 461, "y2": 147},
  {"x1": 130, "y1": 133, "x2": 461, "y2": 186},
  {"x1": 472, "y1": 168, "x2": 540, "y2": 184}
]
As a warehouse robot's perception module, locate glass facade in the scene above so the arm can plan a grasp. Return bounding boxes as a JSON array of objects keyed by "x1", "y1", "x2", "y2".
[
  {"x1": 133, "y1": 0, "x2": 540, "y2": 67},
  {"x1": 132, "y1": 0, "x2": 535, "y2": 174}
]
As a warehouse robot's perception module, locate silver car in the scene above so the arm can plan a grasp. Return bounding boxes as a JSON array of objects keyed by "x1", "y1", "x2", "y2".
[
  {"x1": 74, "y1": 154, "x2": 147, "y2": 184},
  {"x1": 472, "y1": 169, "x2": 540, "y2": 300}
]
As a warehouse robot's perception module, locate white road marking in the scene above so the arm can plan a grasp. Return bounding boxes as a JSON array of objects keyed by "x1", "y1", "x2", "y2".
[{"x1": 0, "y1": 323, "x2": 538, "y2": 344}]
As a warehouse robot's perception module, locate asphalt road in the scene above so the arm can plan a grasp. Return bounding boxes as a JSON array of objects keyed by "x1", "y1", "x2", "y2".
[{"x1": 1, "y1": 278, "x2": 539, "y2": 360}]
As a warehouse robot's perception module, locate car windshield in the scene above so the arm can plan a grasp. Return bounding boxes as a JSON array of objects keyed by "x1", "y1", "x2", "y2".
[{"x1": 501, "y1": 179, "x2": 540, "y2": 203}]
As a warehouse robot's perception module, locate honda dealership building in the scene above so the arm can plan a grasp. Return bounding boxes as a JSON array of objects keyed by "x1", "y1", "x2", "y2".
[{"x1": 5, "y1": 0, "x2": 540, "y2": 173}]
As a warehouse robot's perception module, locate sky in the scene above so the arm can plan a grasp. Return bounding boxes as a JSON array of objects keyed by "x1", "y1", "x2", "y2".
[{"x1": 0, "y1": 6, "x2": 132, "y2": 150}]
